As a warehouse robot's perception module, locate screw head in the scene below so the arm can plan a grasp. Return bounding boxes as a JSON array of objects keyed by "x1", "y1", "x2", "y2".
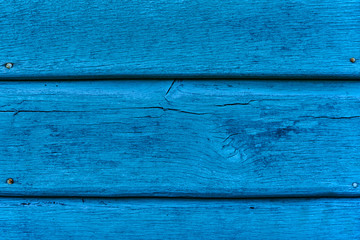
[
  {"x1": 350, "y1": 58, "x2": 356, "y2": 63},
  {"x1": 6, "y1": 178, "x2": 14, "y2": 184},
  {"x1": 352, "y1": 182, "x2": 358, "y2": 188},
  {"x1": 5, "y1": 63, "x2": 13, "y2": 69}
]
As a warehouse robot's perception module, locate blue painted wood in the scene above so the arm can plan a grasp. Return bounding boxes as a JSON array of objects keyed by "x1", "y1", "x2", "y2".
[
  {"x1": 0, "y1": 0, "x2": 359, "y2": 79},
  {"x1": 0, "y1": 197, "x2": 359, "y2": 239},
  {"x1": 1, "y1": 80, "x2": 360, "y2": 197}
]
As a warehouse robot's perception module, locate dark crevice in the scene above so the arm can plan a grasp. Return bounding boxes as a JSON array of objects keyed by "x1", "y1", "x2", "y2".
[
  {"x1": 0, "y1": 110, "x2": 89, "y2": 114},
  {"x1": 0, "y1": 107, "x2": 205, "y2": 116},
  {"x1": 126, "y1": 106, "x2": 208, "y2": 115},
  {"x1": 165, "y1": 80, "x2": 176, "y2": 96},
  {"x1": 1, "y1": 75, "x2": 360, "y2": 81},
  {"x1": 301, "y1": 115, "x2": 360, "y2": 120},
  {"x1": 0, "y1": 195, "x2": 360, "y2": 200},
  {"x1": 215, "y1": 100, "x2": 257, "y2": 107}
]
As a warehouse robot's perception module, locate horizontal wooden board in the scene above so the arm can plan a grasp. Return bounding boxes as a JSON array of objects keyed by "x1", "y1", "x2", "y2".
[
  {"x1": 1, "y1": 0, "x2": 359, "y2": 79},
  {"x1": 0, "y1": 197, "x2": 359, "y2": 239},
  {"x1": 1, "y1": 80, "x2": 360, "y2": 197}
]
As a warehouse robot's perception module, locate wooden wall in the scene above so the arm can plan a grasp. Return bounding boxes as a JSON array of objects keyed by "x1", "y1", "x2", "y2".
[
  {"x1": 0, "y1": 0, "x2": 359, "y2": 79},
  {"x1": 1, "y1": 80, "x2": 360, "y2": 239},
  {"x1": 1, "y1": 0, "x2": 359, "y2": 239}
]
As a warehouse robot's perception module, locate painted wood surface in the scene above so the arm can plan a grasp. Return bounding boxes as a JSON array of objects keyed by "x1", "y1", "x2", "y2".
[
  {"x1": 0, "y1": 197, "x2": 358, "y2": 239},
  {"x1": 1, "y1": 0, "x2": 359, "y2": 79},
  {"x1": 1, "y1": 80, "x2": 360, "y2": 197}
]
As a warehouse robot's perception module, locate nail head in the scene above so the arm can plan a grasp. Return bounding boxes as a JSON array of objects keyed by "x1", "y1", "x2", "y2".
[
  {"x1": 352, "y1": 182, "x2": 358, "y2": 188},
  {"x1": 350, "y1": 58, "x2": 356, "y2": 63},
  {"x1": 6, "y1": 178, "x2": 14, "y2": 184},
  {"x1": 5, "y1": 63, "x2": 13, "y2": 69}
]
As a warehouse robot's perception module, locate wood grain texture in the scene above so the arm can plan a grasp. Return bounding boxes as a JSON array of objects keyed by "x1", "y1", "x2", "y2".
[
  {"x1": 1, "y1": 80, "x2": 360, "y2": 197},
  {"x1": 0, "y1": 197, "x2": 359, "y2": 239},
  {"x1": 1, "y1": 0, "x2": 359, "y2": 79}
]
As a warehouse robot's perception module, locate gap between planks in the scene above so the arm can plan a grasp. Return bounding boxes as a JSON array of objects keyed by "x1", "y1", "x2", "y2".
[{"x1": 1, "y1": 196, "x2": 360, "y2": 200}]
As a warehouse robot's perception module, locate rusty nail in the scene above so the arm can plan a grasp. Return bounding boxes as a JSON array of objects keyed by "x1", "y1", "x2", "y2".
[
  {"x1": 6, "y1": 178, "x2": 14, "y2": 184},
  {"x1": 5, "y1": 63, "x2": 13, "y2": 69},
  {"x1": 350, "y1": 58, "x2": 356, "y2": 63}
]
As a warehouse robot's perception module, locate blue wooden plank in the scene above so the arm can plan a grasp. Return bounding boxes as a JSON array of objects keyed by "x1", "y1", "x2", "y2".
[
  {"x1": 0, "y1": 80, "x2": 360, "y2": 197},
  {"x1": 0, "y1": 197, "x2": 359, "y2": 239},
  {"x1": 0, "y1": 0, "x2": 359, "y2": 79}
]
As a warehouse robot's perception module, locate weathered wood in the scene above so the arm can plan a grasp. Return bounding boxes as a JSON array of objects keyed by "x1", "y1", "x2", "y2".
[
  {"x1": 1, "y1": 80, "x2": 360, "y2": 197},
  {"x1": 0, "y1": 197, "x2": 359, "y2": 239},
  {"x1": 1, "y1": 1, "x2": 359, "y2": 79}
]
